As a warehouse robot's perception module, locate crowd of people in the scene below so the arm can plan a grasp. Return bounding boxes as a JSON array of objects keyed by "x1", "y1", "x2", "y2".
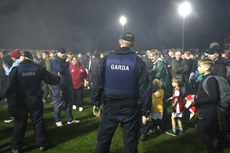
[{"x1": 0, "y1": 36, "x2": 230, "y2": 153}]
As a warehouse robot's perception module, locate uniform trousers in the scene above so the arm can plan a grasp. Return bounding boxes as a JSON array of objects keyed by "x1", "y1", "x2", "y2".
[
  {"x1": 10, "y1": 96, "x2": 48, "y2": 149},
  {"x1": 95, "y1": 101, "x2": 140, "y2": 153}
]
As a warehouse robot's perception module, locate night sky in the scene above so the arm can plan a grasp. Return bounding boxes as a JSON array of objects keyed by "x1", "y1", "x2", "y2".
[{"x1": 0, "y1": 0, "x2": 230, "y2": 52}]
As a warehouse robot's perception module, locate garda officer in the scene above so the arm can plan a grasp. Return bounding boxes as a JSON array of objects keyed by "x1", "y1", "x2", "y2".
[
  {"x1": 0, "y1": 51, "x2": 60, "y2": 153},
  {"x1": 92, "y1": 32, "x2": 152, "y2": 153}
]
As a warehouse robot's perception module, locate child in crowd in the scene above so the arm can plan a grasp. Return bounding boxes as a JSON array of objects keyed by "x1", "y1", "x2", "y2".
[
  {"x1": 150, "y1": 79, "x2": 164, "y2": 133},
  {"x1": 191, "y1": 58, "x2": 220, "y2": 153},
  {"x1": 166, "y1": 76, "x2": 184, "y2": 136}
]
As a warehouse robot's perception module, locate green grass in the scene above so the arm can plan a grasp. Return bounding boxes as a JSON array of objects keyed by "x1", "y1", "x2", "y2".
[{"x1": 0, "y1": 89, "x2": 230, "y2": 153}]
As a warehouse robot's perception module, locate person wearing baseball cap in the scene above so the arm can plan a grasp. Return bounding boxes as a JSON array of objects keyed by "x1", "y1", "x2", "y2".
[
  {"x1": 119, "y1": 32, "x2": 136, "y2": 47},
  {"x1": 92, "y1": 32, "x2": 152, "y2": 153},
  {"x1": 0, "y1": 49, "x2": 60, "y2": 152},
  {"x1": 51, "y1": 48, "x2": 79, "y2": 127},
  {"x1": 20, "y1": 51, "x2": 33, "y2": 61},
  {"x1": 206, "y1": 47, "x2": 227, "y2": 78}
]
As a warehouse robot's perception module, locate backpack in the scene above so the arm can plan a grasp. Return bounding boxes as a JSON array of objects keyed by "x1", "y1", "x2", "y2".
[{"x1": 203, "y1": 75, "x2": 230, "y2": 109}]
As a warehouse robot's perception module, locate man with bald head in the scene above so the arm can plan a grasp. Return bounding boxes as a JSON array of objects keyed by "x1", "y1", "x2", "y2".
[{"x1": 171, "y1": 51, "x2": 189, "y2": 95}]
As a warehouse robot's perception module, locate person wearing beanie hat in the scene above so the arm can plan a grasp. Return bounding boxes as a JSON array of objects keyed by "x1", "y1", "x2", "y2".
[
  {"x1": 49, "y1": 50, "x2": 54, "y2": 54},
  {"x1": 92, "y1": 32, "x2": 152, "y2": 153},
  {"x1": 66, "y1": 51, "x2": 73, "y2": 63},
  {"x1": 209, "y1": 42, "x2": 220, "y2": 49},
  {"x1": 0, "y1": 49, "x2": 61, "y2": 152},
  {"x1": 11, "y1": 50, "x2": 20, "y2": 59}
]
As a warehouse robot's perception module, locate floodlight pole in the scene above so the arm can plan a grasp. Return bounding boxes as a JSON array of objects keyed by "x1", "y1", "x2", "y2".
[
  {"x1": 122, "y1": 25, "x2": 124, "y2": 33},
  {"x1": 182, "y1": 16, "x2": 185, "y2": 52},
  {"x1": 119, "y1": 16, "x2": 127, "y2": 34},
  {"x1": 178, "y1": 2, "x2": 191, "y2": 52}
]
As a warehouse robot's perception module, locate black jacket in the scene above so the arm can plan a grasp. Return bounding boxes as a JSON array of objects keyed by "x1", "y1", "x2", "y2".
[
  {"x1": 142, "y1": 56, "x2": 153, "y2": 71},
  {"x1": 51, "y1": 55, "x2": 72, "y2": 90},
  {"x1": 0, "y1": 55, "x2": 13, "y2": 82},
  {"x1": 212, "y1": 57, "x2": 227, "y2": 78},
  {"x1": 194, "y1": 74, "x2": 219, "y2": 119}
]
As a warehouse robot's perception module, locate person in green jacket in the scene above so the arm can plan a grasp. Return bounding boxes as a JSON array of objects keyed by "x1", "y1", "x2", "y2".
[{"x1": 149, "y1": 50, "x2": 172, "y2": 122}]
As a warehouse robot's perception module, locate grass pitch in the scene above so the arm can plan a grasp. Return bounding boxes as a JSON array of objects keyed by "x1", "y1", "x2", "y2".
[{"x1": 0, "y1": 89, "x2": 230, "y2": 153}]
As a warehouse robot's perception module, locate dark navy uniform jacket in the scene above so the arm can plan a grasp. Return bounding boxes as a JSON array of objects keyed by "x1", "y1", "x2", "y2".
[
  {"x1": 92, "y1": 47, "x2": 152, "y2": 117},
  {"x1": 0, "y1": 60, "x2": 60, "y2": 100}
]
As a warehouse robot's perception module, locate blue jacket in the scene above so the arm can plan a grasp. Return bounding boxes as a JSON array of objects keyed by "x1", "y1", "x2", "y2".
[
  {"x1": 51, "y1": 55, "x2": 72, "y2": 90},
  {"x1": 92, "y1": 47, "x2": 153, "y2": 117},
  {"x1": 104, "y1": 52, "x2": 138, "y2": 99},
  {"x1": 0, "y1": 60, "x2": 60, "y2": 100}
]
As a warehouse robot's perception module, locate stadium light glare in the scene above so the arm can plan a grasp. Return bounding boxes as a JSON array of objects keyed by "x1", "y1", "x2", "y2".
[
  {"x1": 178, "y1": 2, "x2": 191, "y2": 17},
  {"x1": 119, "y1": 16, "x2": 127, "y2": 33}
]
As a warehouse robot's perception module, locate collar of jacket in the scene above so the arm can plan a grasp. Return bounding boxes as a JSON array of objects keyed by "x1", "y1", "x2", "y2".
[
  {"x1": 115, "y1": 47, "x2": 135, "y2": 54},
  {"x1": 3, "y1": 55, "x2": 11, "y2": 61},
  {"x1": 202, "y1": 73, "x2": 212, "y2": 79},
  {"x1": 21, "y1": 59, "x2": 33, "y2": 64},
  {"x1": 153, "y1": 57, "x2": 163, "y2": 65},
  {"x1": 215, "y1": 57, "x2": 227, "y2": 65},
  {"x1": 55, "y1": 55, "x2": 65, "y2": 62}
]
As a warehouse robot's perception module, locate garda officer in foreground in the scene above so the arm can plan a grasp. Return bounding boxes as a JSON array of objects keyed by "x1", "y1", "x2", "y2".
[
  {"x1": 92, "y1": 32, "x2": 152, "y2": 153},
  {"x1": 0, "y1": 51, "x2": 60, "y2": 153}
]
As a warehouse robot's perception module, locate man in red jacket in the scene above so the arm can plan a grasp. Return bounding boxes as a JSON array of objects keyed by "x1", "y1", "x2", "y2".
[{"x1": 70, "y1": 57, "x2": 89, "y2": 111}]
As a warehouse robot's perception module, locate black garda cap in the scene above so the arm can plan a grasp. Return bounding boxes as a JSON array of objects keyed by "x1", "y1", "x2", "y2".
[
  {"x1": 120, "y1": 32, "x2": 135, "y2": 43},
  {"x1": 21, "y1": 51, "x2": 33, "y2": 59}
]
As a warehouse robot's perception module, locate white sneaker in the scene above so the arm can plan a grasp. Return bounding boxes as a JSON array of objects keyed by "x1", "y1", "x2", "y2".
[
  {"x1": 4, "y1": 117, "x2": 14, "y2": 123},
  {"x1": 67, "y1": 119, "x2": 80, "y2": 125},
  {"x1": 79, "y1": 107, "x2": 83, "y2": 112},
  {"x1": 55, "y1": 121, "x2": 63, "y2": 127},
  {"x1": 50, "y1": 101, "x2": 55, "y2": 104},
  {"x1": 42, "y1": 99, "x2": 46, "y2": 103},
  {"x1": 87, "y1": 87, "x2": 90, "y2": 89},
  {"x1": 72, "y1": 105, "x2": 77, "y2": 110}
]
